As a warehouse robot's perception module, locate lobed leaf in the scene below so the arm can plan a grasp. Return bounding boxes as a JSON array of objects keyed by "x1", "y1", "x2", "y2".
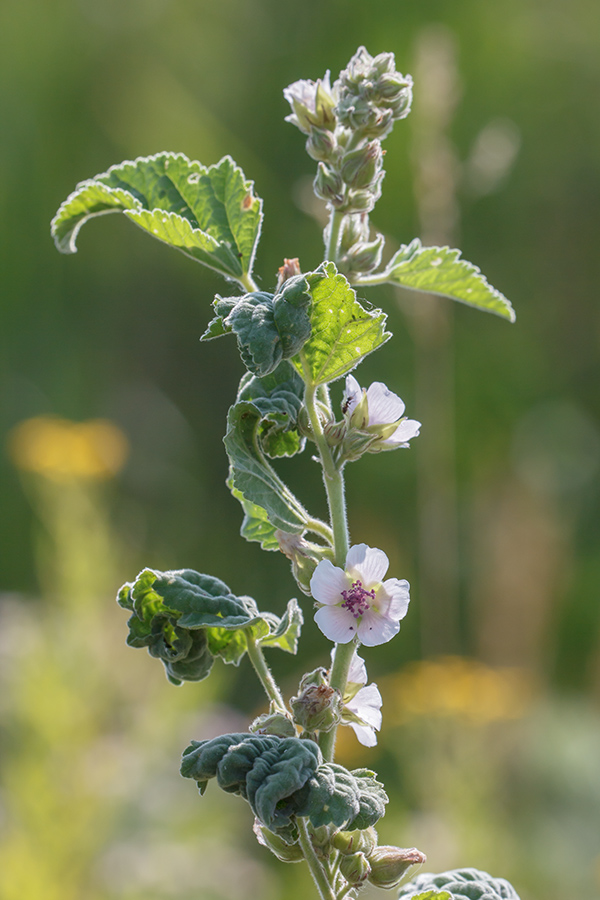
[
  {"x1": 235, "y1": 362, "x2": 306, "y2": 458},
  {"x1": 51, "y1": 153, "x2": 263, "y2": 282},
  {"x1": 181, "y1": 733, "x2": 323, "y2": 829},
  {"x1": 118, "y1": 567, "x2": 302, "y2": 675},
  {"x1": 398, "y1": 868, "x2": 521, "y2": 900},
  {"x1": 295, "y1": 262, "x2": 390, "y2": 385},
  {"x1": 224, "y1": 402, "x2": 310, "y2": 535},
  {"x1": 346, "y1": 767, "x2": 389, "y2": 830},
  {"x1": 202, "y1": 276, "x2": 314, "y2": 377},
  {"x1": 373, "y1": 239, "x2": 515, "y2": 322}
]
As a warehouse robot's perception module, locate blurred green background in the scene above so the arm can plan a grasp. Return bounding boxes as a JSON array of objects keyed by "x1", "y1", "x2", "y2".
[{"x1": 2, "y1": 1, "x2": 600, "y2": 898}]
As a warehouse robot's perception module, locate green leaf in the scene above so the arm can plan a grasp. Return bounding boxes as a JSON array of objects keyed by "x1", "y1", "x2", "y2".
[
  {"x1": 295, "y1": 262, "x2": 390, "y2": 385},
  {"x1": 229, "y1": 480, "x2": 281, "y2": 551},
  {"x1": 258, "y1": 598, "x2": 303, "y2": 654},
  {"x1": 293, "y1": 763, "x2": 363, "y2": 828},
  {"x1": 180, "y1": 733, "x2": 323, "y2": 829},
  {"x1": 346, "y1": 768, "x2": 389, "y2": 830},
  {"x1": 225, "y1": 401, "x2": 310, "y2": 535},
  {"x1": 236, "y1": 362, "x2": 306, "y2": 458},
  {"x1": 377, "y1": 239, "x2": 515, "y2": 322},
  {"x1": 51, "y1": 153, "x2": 263, "y2": 282},
  {"x1": 397, "y1": 868, "x2": 521, "y2": 900},
  {"x1": 118, "y1": 568, "x2": 301, "y2": 672},
  {"x1": 202, "y1": 276, "x2": 314, "y2": 377}
]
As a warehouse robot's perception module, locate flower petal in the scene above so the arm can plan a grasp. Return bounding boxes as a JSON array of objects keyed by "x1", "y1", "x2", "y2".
[
  {"x1": 349, "y1": 721, "x2": 378, "y2": 747},
  {"x1": 357, "y1": 609, "x2": 401, "y2": 646},
  {"x1": 343, "y1": 374, "x2": 362, "y2": 413},
  {"x1": 346, "y1": 683, "x2": 383, "y2": 729},
  {"x1": 314, "y1": 605, "x2": 358, "y2": 643},
  {"x1": 310, "y1": 559, "x2": 349, "y2": 605},
  {"x1": 346, "y1": 544, "x2": 389, "y2": 585},
  {"x1": 380, "y1": 578, "x2": 410, "y2": 620},
  {"x1": 346, "y1": 651, "x2": 368, "y2": 687},
  {"x1": 384, "y1": 418, "x2": 421, "y2": 446},
  {"x1": 365, "y1": 382, "x2": 406, "y2": 425}
]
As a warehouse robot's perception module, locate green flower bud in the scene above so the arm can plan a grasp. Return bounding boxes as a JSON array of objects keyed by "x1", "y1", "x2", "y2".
[
  {"x1": 291, "y1": 668, "x2": 343, "y2": 733},
  {"x1": 340, "y1": 851, "x2": 371, "y2": 886},
  {"x1": 276, "y1": 532, "x2": 333, "y2": 596},
  {"x1": 340, "y1": 141, "x2": 383, "y2": 190},
  {"x1": 313, "y1": 162, "x2": 344, "y2": 205},
  {"x1": 253, "y1": 821, "x2": 304, "y2": 862},
  {"x1": 339, "y1": 212, "x2": 370, "y2": 252},
  {"x1": 359, "y1": 107, "x2": 395, "y2": 140},
  {"x1": 306, "y1": 128, "x2": 338, "y2": 163},
  {"x1": 367, "y1": 846, "x2": 426, "y2": 889},
  {"x1": 344, "y1": 233, "x2": 385, "y2": 275},
  {"x1": 332, "y1": 826, "x2": 378, "y2": 856},
  {"x1": 283, "y1": 75, "x2": 337, "y2": 134}
]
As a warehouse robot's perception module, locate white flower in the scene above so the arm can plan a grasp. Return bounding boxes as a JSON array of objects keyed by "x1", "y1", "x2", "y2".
[
  {"x1": 311, "y1": 543, "x2": 410, "y2": 647},
  {"x1": 335, "y1": 650, "x2": 383, "y2": 747},
  {"x1": 343, "y1": 374, "x2": 421, "y2": 448}
]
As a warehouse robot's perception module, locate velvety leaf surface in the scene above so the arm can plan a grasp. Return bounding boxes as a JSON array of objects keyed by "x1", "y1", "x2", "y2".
[
  {"x1": 259, "y1": 598, "x2": 303, "y2": 654},
  {"x1": 295, "y1": 262, "x2": 390, "y2": 385},
  {"x1": 224, "y1": 402, "x2": 310, "y2": 534},
  {"x1": 202, "y1": 277, "x2": 313, "y2": 377},
  {"x1": 398, "y1": 868, "x2": 521, "y2": 900},
  {"x1": 180, "y1": 733, "x2": 322, "y2": 828},
  {"x1": 346, "y1": 767, "x2": 389, "y2": 829},
  {"x1": 375, "y1": 239, "x2": 515, "y2": 321},
  {"x1": 51, "y1": 153, "x2": 263, "y2": 281},
  {"x1": 236, "y1": 362, "x2": 306, "y2": 458}
]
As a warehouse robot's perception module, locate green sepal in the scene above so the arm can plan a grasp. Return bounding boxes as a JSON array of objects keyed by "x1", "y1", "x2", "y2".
[
  {"x1": 374, "y1": 239, "x2": 515, "y2": 322},
  {"x1": 180, "y1": 733, "x2": 323, "y2": 829},
  {"x1": 224, "y1": 401, "x2": 310, "y2": 535},
  {"x1": 51, "y1": 153, "x2": 263, "y2": 282},
  {"x1": 294, "y1": 262, "x2": 390, "y2": 385},
  {"x1": 202, "y1": 276, "x2": 315, "y2": 377},
  {"x1": 397, "y1": 868, "x2": 521, "y2": 900}
]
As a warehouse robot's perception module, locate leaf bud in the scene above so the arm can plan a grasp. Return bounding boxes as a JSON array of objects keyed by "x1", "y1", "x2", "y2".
[
  {"x1": 340, "y1": 141, "x2": 383, "y2": 190},
  {"x1": 366, "y1": 846, "x2": 427, "y2": 889},
  {"x1": 344, "y1": 233, "x2": 385, "y2": 275},
  {"x1": 253, "y1": 821, "x2": 304, "y2": 862},
  {"x1": 332, "y1": 826, "x2": 378, "y2": 856},
  {"x1": 291, "y1": 668, "x2": 343, "y2": 733},
  {"x1": 306, "y1": 128, "x2": 338, "y2": 163},
  {"x1": 313, "y1": 162, "x2": 344, "y2": 206},
  {"x1": 340, "y1": 851, "x2": 371, "y2": 886}
]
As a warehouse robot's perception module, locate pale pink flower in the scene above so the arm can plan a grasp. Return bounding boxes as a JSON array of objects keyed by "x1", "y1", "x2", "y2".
[
  {"x1": 311, "y1": 543, "x2": 410, "y2": 646},
  {"x1": 344, "y1": 374, "x2": 421, "y2": 448}
]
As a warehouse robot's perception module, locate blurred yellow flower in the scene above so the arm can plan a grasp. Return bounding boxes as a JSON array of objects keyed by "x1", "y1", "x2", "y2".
[
  {"x1": 382, "y1": 656, "x2": 534, "y2": 725},
  {"x1": 7, "y1": 416, "x2": 129, "y2": 481}
]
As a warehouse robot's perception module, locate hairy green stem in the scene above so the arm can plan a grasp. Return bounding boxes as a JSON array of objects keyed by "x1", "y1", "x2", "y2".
[
  {"x1": 324, "y1": 208, "x2": 346, "y2": 264},
  {"x1": 239, "y1": 271, "x2": 259, "y2": 292},
  {"x1": 297, "y1": 817, "x2": 336, "y2": 900},
  {"x1": 245, "y1": 631, "x2": 286, "y2": 712}
]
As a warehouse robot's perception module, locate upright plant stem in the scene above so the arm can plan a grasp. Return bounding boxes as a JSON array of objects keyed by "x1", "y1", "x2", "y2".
[
  {"x1": 245, "y1": 631, "x2": 286, "y2": 712},
  {"x1": 297, "y1": 817, "x2": 337, "y2": 900},
  {"x1": 324, "y1": 208, "x2": 345, "y2": 264},
  {"x1": 300, "y1": 353, "x2": 355, "y2": 762}
]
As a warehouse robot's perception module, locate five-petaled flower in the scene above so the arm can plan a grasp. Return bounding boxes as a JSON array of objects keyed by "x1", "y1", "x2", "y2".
[
  {"x1": 311, "y1": 543, "x2": 410, "y2": 646},
  {"x1": 337, "y1": 650, "x2": 383, "y2": 747},
  {"x1": 343, "y1": 374, "x2": 421, "y2": 449}
]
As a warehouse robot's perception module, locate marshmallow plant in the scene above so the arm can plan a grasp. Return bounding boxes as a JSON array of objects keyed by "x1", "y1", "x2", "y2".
[{"x1": 52, "y1": 47, "x2": 519, "y2": 900}]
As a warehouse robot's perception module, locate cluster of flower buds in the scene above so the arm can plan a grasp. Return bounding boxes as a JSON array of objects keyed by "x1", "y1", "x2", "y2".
[
  {"x1": 283, "y1": 47, "x2": 413, "y2": 277},
  {"x1": 332, "y1": 827, "x2": 426, "y2": 889}
]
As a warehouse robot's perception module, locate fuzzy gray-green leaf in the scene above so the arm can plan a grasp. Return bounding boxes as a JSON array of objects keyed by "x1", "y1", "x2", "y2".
[
  {"x1": 398, "y1": 868, "x2": 521, "y2": 900},
  {"x1": 376, "y1": 239, "x2": 515, "y2": 321},
  {"x1": 51, "y1": 153, "x2": 263, "y2": 281}
]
